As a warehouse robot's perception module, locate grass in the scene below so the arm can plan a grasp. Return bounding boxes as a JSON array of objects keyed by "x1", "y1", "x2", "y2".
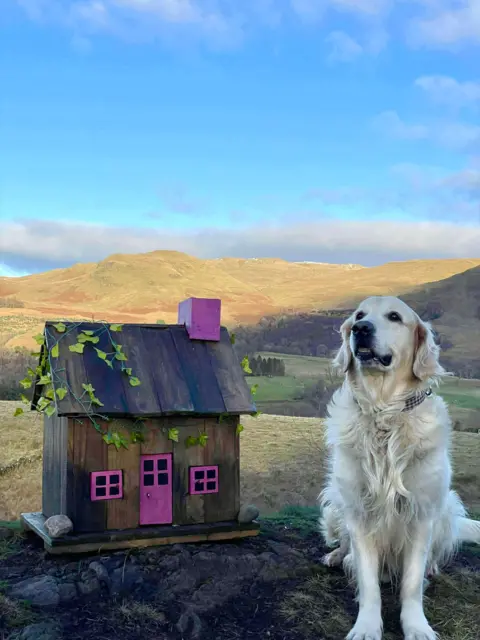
[
  {"x1": 1, "y1": 400, "x2": 479, "y2": 520},
  {"x1": 247, "y1": 375, "x2": 315, "y2": 402}
]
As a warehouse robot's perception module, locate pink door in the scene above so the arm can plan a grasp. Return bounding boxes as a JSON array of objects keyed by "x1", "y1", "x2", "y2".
[{"x1": 140, "y1": 454, "x2": 173, "y2": 525}]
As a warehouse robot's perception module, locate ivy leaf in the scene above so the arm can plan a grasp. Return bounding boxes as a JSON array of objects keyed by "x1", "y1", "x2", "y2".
[
  {"x1": 78, "y1": 333, "x2": 99, "y2": 344},
  {"x1": 51, "y1": 343, "x2": 59, "y2": 358},
  {"x1": 20, "y1": 394, "x2": 31, "y2": 405},
  {"x1": 230, "y1": 332, "x2": 236, "y2": 345},
  {"x1": 91, "y1": 396, "x2": 104, "y2": 407},
  {"x1": 27, "y1": 367, "x2": 36, "y2": 378},
  {"x1": 69, "y1": 343, "x2": 85, "y2": 354},
  {"x1": 241, "y1": 356, "x2": 252, "y2": 374},
  {"x1": 251, "y1": 411, "x2": 262, "y2": 418},
  {"x1": 130, "y1": 430, "x2": 145, "y2": 444},
  {"x1": 30, "y1": 351, "x2": 41, "y2": 357},
  {"x1": 14, "y1": 407, "x2": 24, "y2": 417},
  {"x1": 82, "y1": 330, "x2": 94, "y2": 336},
  {"x1": 105, "y1": 359, "x2": 113, "y2": 369},
  {"x1": 129, "y1": 376, "x2": 141, "y2": 387},
  {"x1": 33, "y1": 333, "x2": 45, "y2": 345},
  {"x1": 110, "y1": 324, "x2": 123, "y2": 332},
  {"x1": 94, "y1": 348, "x2": 107, "y2": 360},
  {"x1": 218, "y1": 413, "x2": 229, "y2": 423},
  {"x1": 55, "y1": 387, "x2": 68, "y2": 401},
  {"x1": 197, "y1": 433, "x2": 208, "y2": 447},
  {"x1": 45, "y1": 387, "x2": 55, "y2": 400},
  {"x1": 45, "y1": 405, "x2": 56, "y2": 417},
  {"x1": 114, "y1": 352, "x2": 128, "y2": 361},
  {"x1": 124, "y1": 367, "x2": 132, "y2": 376},
  {"x1": 19, "y1": 378, "x2": 32, "y2": 389},
  {"x1": 250, "y1": 384, "x2": 258, "y2": 396},
  {"x1": 37, "y1": 397, "x2": 50, "y2": 412},
  {"x1": 185, "y1": 435, "x2": 198, "y2": 448},
  {"x1": 168, "y1": 428, "x2": 179, "y2": 443},
  {"x1": 35, "y1": 365, "x2": 42, "y2": 375},
  {"x1": 37, "y1": 374, "x2": 51, "y2": 385},
  {"x1": 53, "y1": 322, "x2": 66, "y2": 333},
  {"x1": 236, "y1": 423, "x2": 244, "y2": 435},
  {"x1": 82, "y1": 383, "x2": 95, "y2": 394}
]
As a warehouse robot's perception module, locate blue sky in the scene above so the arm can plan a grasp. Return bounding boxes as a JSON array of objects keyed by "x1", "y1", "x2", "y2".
[{"x1": 1, "y1": 0, "x2": 479, "y2": 276}]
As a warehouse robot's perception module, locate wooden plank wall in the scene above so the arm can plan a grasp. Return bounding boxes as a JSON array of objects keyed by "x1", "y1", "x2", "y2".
[
  {"x1": 65, "y1": 416, "x2": 240, "y2": 533},
  {"x1": 42, "y1": 414, "x2": 69, "y2": 518}
]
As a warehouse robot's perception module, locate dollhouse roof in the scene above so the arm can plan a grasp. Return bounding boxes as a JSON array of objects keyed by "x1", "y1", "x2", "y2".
[{"x1": 32, "y1": 322, "x2": 256, "y2": 417}]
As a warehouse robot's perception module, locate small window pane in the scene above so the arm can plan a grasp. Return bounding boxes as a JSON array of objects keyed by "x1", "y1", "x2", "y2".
[
  {"x1": 158, "y1": 459, "x2": 167, "y2": 471},
  {"x1": 144, "y1": 460, "x2": 154, "y2": 472},
  {"x1": 96, "y1": 487, "x2": 106, "y2": 497},
  {"x1": 144, "y1": 474, "x2": 154, "y2": 486},
  {"x1": 195, "y1": 481, "x2": 204, "y2": 492},
  {"x1": 206, "y1": 469, "x2": 216, "y2": 479},
  {"x1": 158, "y1": 473, "x2": 168, "y2": 486},
  {"x1": 206, "y1": 481, "x2": 216, "y2": 491},
  {"x1": 96, "y1": 475, "x2": 107, "y2": 486},
  {"x1": 110, "y1": 486, "x2": 120, "y2": 496},
  {"x1": 110, "y1": 474, "x2": 120, "y2": 484},
  {"x1": 194, "y1": 470, "x2": 204, "y2": 480}
]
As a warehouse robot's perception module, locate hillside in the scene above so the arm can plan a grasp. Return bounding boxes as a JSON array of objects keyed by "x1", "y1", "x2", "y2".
[
  {"x1": 1, "y1": 251, "x2": 480, "y2": 350},
  {"x1": 234, "y1": 265, "x2": 480, "y2": 378}
]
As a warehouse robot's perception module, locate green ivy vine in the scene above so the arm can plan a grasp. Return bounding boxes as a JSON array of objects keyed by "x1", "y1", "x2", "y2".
[{"x1": 13, "y1": 325, "x2": 260, "y2": 451}]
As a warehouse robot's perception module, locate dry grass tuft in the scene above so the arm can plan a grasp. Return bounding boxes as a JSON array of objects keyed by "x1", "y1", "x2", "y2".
[
  {"x1": 0, "y1": 593, "x2": 36, "y2": 628},
  {"x1": 118, "y1": 600, "x2": 167, "y2": 624}
]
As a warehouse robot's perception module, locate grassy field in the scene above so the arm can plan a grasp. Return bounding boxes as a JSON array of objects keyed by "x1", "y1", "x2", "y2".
[
  {"x1": 1, "y1": 399, "x2": 479, "y2": 522},
  {"x1": 252, "y1": 352, "x2": 480, "y2": 430}
]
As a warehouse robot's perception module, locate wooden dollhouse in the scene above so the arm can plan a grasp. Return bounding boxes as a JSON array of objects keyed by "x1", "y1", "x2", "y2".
[{"x1": 21, "y1": 297, "x2": 259, "y2": 554}]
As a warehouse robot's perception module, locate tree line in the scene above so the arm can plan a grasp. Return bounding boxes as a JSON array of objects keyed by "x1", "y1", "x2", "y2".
[{"x1": 245, "y1": 355, "x2": 286, "y2": 377}]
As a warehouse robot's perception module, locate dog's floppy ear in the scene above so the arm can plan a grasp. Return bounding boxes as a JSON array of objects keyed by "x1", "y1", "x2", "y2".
[
  {"x1": 412, "y1": 317, "x2": 446, "y2": 382},
  {"x1": 332, "y1": 316, "x2": 354, "y2": 374}
]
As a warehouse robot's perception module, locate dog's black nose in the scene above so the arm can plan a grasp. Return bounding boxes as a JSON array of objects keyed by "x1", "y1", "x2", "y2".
[{"x1": 352, "y1": 320, "x2": 375, "y2": 336}]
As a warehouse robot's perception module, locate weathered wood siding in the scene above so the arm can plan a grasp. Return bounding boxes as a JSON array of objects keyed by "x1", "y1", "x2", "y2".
[
  {"x1": 42, "y1": 414, "x2": 69, "y2": 518},
  {"x1": 64, "y1": 416, "x2": 240, "y2": 533}
]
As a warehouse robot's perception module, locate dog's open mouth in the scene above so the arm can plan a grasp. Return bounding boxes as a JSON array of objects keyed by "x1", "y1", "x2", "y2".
[{"x1": 355, "y1": 347, "x2": 393, "y2": 367}]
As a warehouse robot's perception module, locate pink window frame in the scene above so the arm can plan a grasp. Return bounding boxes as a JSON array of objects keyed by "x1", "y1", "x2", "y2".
[
  {"x1": 189, "y1": 465, "x2": 219, "y2": 495},
  {"x1": 90, "y1": 470, "x2": 123, "y2": 501}
]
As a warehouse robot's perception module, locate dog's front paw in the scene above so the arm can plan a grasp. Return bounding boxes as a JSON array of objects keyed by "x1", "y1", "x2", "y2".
[
  {"x1": 402, "y1": 609, "x2": 437, "y2": 640},
  {"x1": 346, "y1": 613, "x2": 383, "y2": 640}
]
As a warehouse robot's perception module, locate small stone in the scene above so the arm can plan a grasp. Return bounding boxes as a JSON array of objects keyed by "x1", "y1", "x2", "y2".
[
  {"x1": 237, "y1": 504, "x2": 259, "y2": 524},
  {"x1": 17, "y1": 622, "x2": 62, "y2": 640},
  {"x1": 44, "y1": 515, "x2": 73, "y2": 539},
  {"x1": 109, "y1": 566, "x2": 143, "y2": 596},
  {"x1": 11, "y1": 575, "x2": 60, "y2": 608},
  {"x1": 176, "y1": 610, "x2": 202, "y2": 638},
  {"x1": 89, "y1": 561, "x2": 109, "y2": 584},
  {"x1": 77, "y1": 575, "x2": 101, "y2": 597},
  {"x1": 58, "y1": 582, "x2": 77, "y2": 603}
]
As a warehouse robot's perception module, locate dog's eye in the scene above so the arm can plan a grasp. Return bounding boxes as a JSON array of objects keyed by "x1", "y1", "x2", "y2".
[
  {"x1": 355, "y1": 311, "x2": 365, "y2": 321},
  {"x1": 387, "y1": 311, "x2": 402, "y2": 323}
]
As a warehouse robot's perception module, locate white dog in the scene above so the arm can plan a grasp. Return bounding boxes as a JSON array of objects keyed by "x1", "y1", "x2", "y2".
[{"x1": 319, "y1": 296, "x2": 480, "y2": 640}]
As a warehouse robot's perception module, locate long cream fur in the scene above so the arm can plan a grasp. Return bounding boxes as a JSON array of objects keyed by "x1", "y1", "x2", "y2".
[{"x1": 318, "y1": 296, "x2": 480, "y2": 640}]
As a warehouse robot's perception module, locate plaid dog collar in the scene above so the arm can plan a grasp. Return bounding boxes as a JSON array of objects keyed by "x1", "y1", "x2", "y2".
[
  {"x1": 352, "y1": 387, "x2": 433, "y2": 414},
  {"x1": 402, "y1": 387, "x2": 432, "y2": 412}
]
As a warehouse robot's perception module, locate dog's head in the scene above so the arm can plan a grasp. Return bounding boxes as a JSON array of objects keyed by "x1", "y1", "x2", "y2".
[{"x1": 333, "y1": 296, "x2": 445, "y2": 383}]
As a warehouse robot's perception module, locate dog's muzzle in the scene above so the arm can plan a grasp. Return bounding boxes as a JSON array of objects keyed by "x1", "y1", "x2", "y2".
[{"x1": 352, "y1": 320, "x2": 393, "y2": 367}]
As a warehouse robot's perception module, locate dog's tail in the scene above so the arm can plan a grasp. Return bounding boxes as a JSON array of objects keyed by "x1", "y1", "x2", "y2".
[{"x1": 457, "y1": 517, "x2": 480, "y2": 544}]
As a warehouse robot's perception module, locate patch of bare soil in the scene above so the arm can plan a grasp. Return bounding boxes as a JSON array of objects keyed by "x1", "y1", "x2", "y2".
[{"x1": 1, "y1": 511, "x2": 479, "y2": 640}]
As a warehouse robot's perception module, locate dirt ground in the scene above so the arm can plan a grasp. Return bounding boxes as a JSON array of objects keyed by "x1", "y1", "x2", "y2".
[{"x1": 1, "y1": 508, "x2": 479, "y2": 640}]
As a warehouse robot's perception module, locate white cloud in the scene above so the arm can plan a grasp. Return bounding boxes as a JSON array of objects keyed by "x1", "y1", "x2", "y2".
[
  {"x1": 408, "y1": 0, "x2": 480, "y2": 48},
  {"x1": 372, "y1": 110, "x2": 429, "y2": 140},
  {"x1": 325, "y1": 30, "x2": 363, "y2": 61},
  {"x1": 373, "y1": 110, "x2": 480, "y2": 150},
  {"x1": 415, "y1": 75, "x2": 480, "y2": 107},
  {"x1": 2, "y1": 217, "x2": 480, "y2": 273}
]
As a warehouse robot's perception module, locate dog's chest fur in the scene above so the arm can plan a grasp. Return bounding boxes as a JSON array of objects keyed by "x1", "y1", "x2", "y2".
[{"x1": 325, "y1": 386, "x2": 448, "y2": 540}]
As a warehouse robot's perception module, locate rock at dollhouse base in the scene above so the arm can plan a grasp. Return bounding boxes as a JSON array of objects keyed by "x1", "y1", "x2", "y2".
[
  {"x1": 237, "y1": 504, "x2": 259, "y2": 524},
  {"x1": 44, "y1": 515, "x2": 74, "y2": 538}
]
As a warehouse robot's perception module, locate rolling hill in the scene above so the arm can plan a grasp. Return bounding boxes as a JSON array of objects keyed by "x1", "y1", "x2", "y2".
[
  {"x1": 1, "y1": 250, "x2": 480, "y2": 350},
  {"x1": 233, "y1": 265, "x2": 480, "y2": 378}
]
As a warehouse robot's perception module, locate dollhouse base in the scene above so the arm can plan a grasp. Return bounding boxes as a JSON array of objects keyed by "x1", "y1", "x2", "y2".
[{"x1": 20, "y1": 512, "x2": 260, "y2": 555}]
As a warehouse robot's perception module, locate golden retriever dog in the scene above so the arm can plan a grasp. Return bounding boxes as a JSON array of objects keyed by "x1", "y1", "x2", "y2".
[{"x1": 319, "y1": 296, "x2": 480, "y2": 640}]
